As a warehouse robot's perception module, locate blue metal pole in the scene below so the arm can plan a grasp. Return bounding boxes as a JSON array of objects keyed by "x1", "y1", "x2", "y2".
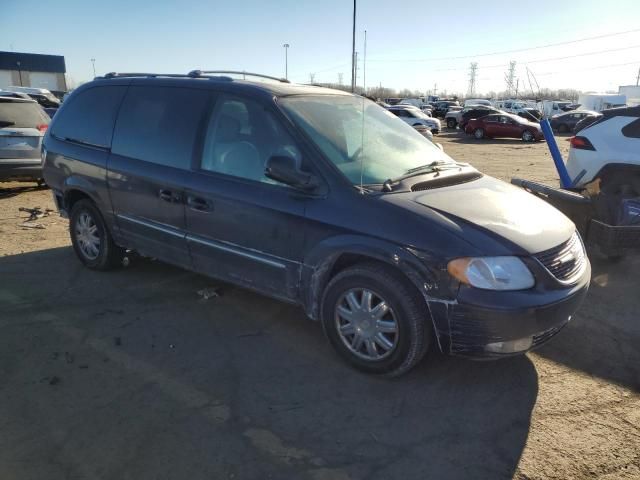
[{"x1": 540, "y1": 118, "x2": 572, "y2": 189}]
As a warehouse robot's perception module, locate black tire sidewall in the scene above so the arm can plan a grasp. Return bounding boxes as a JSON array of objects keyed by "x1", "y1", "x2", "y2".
[
  {"x1": 321, "y1": 267, "x2": 427, "y2": 375},
  {"x1": 69, "y1": 200, "x2": 114, "y2": 270},
  {"x1": 522, "y1": 130, "x2": 534, "y2": 141}
]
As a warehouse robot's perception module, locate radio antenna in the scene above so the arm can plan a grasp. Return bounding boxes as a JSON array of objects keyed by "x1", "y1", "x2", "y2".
[{"x1": 359, "y1": 29, "x2": 367, "y2": 194}]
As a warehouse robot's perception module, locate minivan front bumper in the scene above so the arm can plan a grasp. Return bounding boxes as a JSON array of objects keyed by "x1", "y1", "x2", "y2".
[{"x1": 429, "y1": 261, "x2": 590, "y2": 357}]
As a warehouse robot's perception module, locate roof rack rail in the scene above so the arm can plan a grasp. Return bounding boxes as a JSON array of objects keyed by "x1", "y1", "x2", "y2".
[
  {"x1": 188, "y1": 70, "x2": 290, "y2": 83},
  {"x1": 102, "y1": 72, "x2": 207, "y2": 79}
]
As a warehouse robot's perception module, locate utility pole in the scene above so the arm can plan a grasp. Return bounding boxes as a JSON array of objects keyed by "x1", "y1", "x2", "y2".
[
  {"x1": 91, "y1": 58, "x2": 96, "y2": 78},
  {"x1": 433, "y1": 83, "x2": 438, "y2": 97},
  {"x1": 636, "y1": 66, "x2": 640, "y2": 86},
  {"x1": 309, "y1": 73, "x2": 315, "y2": 84},
  {"x1": 283, "y1": 44, "x2": 290, "y2": 80},
  {"x1": 351, "y1": 0, "x2": 357, "y2": 92},
  {"x1": 338, "y1": 72, "x2": 343, "y2": 85},
  {"x1": 467, "y1": 62, "x2": 478, "y2": 97}
]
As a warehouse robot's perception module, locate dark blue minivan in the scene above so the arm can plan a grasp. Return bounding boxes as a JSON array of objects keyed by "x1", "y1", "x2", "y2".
[{"x1": 42, "y1": 71, "x2": 590, "y2": 376}]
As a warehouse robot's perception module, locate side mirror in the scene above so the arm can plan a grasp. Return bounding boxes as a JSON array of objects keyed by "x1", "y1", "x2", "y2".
[{"x1": 265, "y1": 155, "x2": 319, "y2": 191}]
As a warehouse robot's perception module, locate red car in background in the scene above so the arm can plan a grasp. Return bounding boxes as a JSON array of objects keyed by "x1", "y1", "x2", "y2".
[{"x1": 465, "y1": 113, "x2": 544, "y2": 142}]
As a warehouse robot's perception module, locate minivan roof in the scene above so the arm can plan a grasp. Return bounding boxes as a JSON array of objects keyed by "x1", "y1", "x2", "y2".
[{"x1": 90, "y1": 71, "x2": 353, "y2": 98}]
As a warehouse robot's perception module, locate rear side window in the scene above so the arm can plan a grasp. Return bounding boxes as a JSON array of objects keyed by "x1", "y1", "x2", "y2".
[
  {"x1": 52, "y1": 86, "x2": 126, "y2": 148},
  {"x1": 621, "y1": 118, "x2": 640, "y2": 139},
  {"x1": 0, "y1": 100, "x2": 49, "y2": 127},
  {"x1": 112, "y1": 86, "x2": 209, "y2": 169}
]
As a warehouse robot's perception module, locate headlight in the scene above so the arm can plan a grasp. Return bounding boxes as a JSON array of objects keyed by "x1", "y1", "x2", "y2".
[{"x1": 447, "y1": 256, "x2": 534, "y2": 290}]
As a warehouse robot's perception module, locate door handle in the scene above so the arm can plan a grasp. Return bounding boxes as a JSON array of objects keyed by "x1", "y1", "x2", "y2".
[
  {"x1": 187, "y1": 196, "x2": 211, "y2": 212},
  {"x1": 159, "y1": 189, "x2": 181, "y2": 203}
]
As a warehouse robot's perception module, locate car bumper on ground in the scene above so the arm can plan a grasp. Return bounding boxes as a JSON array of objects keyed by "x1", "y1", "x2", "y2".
[
  {"x1": 429, "y1": 262, "x2": 591, "y2": 357},
  {"x1": 0, "y1": 160, "x2": 42, "y2": 181}
]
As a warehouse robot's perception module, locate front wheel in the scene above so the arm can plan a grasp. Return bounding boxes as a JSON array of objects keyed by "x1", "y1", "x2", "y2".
[
  {"x1": 522, "y1": 130, "x2": 535, "y2": 142},
  {"x1": 474, "y1": 128, "x2": 485, "y2": 139},
  {"x1": 447, "y1": 118, "x2": 457, "y2": 129},
  {"x1": 321, "y1": 263, "x2": 431, "y2": 376},
  {"x1": 69, "y1": 199, "x2": 124, "y2": 270}
]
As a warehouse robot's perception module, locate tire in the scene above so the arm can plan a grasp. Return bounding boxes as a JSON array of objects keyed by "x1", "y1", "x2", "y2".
[
  {"x1": 474, "y1": 128, "x2": 484, "y2": 139},
  {"x1": 447, "y1": 118, "x2": 457, "y2": 129},
  {"x1": 69, "y1": 199, "x2": 124, "y2": 270},
  {"x1": 558, "y1": 124, "x2": 568, "y2": 133},
  {"x1": 522, "y1": 130, "x2": 535, "y2": 142},
  {"x1": 320, "y1": 262, "x2": 431, "y2": 376}
]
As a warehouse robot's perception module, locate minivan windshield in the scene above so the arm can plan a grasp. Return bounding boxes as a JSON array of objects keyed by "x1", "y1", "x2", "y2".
[{"x1": 280, "y1": 95, "x2": 452, "y2": 185}]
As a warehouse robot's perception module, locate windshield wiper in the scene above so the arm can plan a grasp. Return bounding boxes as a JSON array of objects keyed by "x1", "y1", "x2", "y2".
[{"x1": 382, "y1": 161, "x2": 462, "y2": 192}]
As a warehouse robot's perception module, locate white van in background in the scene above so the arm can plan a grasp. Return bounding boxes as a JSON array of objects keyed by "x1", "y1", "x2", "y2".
[
  {"x1": 577, "y1": 93, "x2": 627, "y2": 112},
  {"x1": 398, "y1": 98, "x2": 427, "y2": 108},
  {"x1": 539, "y1": 100, "x2": 576, "y2": 118}
]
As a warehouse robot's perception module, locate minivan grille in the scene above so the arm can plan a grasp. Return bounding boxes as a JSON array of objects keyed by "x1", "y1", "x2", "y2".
[
  {"x1": 411, "y1": 171, "x2": 482, "y2": 191},
  {"x1": 535, "y1": 232, "x2": 586, "y2": 283}
]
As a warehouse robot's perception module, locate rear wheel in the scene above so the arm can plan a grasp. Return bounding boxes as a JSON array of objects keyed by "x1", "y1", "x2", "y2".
[
  {"x1": 474, "y1": 128, "x2": 484, "y2": 139},
  {"x1": 321, "y1": 263, "x2": 431, "y2": 376},
  {"x1": 447, "y1": 118, "x2": 457, "y2": 129},
  {"x1": 69, "y1": 199, "x2": 124, "y2": 270},
  {"x1": 522, "y1": 130, "x2": 535, "y2": 142}
]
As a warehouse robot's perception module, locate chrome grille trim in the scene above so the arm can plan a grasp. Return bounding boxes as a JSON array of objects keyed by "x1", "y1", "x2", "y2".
[{"x1": 534, "y1": 232, "x2": 587, "y2": 284}]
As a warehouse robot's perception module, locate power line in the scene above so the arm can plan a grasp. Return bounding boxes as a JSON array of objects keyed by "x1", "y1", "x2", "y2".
[
  {"x1": 398, "y1": 44, "x2": 640, "y2": 74},
  {"x1": 289, "y1": 42, "x2": 640, "y2": 83},
  {"x1": 367, "y1": 28, "x2": 640, "y2": 63}
]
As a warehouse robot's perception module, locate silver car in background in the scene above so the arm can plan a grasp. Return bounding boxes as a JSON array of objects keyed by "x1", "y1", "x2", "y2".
[
  {"x1": 386, "y1": 105, "x2": 441, "y2": 133},
  {"x1": 0, "y1": 97, "x2": 50, "y2": 183}
]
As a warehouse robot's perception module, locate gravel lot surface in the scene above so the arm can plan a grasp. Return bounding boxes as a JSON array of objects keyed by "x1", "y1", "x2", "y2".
[{"x1": 0, "y1": 131, "x2": 638, "y2": 479}]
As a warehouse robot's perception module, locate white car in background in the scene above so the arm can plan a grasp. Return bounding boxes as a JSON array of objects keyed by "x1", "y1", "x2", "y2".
[
  {"x1": 566, "y1": 106, "x2": 640, "y2": 190},
  {"x1": 386, "y1": 105, "x2": 441, "y2": 133}
]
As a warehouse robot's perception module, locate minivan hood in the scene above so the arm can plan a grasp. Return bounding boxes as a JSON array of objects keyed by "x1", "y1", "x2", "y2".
[{"x1": 412, "y1": 175, "x2": 574, "y2": 253}]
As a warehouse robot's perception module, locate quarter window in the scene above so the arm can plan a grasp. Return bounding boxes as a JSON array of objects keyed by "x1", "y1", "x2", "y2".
[
  {"x1": 621, "y1": 117, "x2": 640, "y2": 138},
  {"x1": 200, "y1": 95, "x2": 301, "y2": 183},
  {"x1": 112, "y1": 86, "x2": 209, "y2": 169}
]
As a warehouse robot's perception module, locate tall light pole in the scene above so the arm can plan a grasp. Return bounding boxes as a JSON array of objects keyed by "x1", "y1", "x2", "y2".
[
  {"x1": 351, "y1": 0, "x2": 357, "y2": 92},
  {"x1": 283, "y1": 44, "x2": 290, "y2": 80},
  {"x1": 91, "y1": 58, "x2": 96, "y2": 78}
]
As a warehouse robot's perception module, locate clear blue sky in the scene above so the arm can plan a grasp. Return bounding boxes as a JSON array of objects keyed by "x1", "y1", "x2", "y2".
[{"x1": 2, "y1": 0, "x2": 639, "y2": 94}]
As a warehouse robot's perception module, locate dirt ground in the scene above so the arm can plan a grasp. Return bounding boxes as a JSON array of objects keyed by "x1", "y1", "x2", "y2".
[{"x1": 0, "y1": 131, "x2": 638, "y2": 480}]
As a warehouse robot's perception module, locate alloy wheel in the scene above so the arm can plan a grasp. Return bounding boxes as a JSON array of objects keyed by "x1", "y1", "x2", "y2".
[
  {"x1": 334, "y1": 288, "x2": 399, "y2": 361},
  {"x1": 75, "y1": 211, "x2": 101, "y2": 260}
]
